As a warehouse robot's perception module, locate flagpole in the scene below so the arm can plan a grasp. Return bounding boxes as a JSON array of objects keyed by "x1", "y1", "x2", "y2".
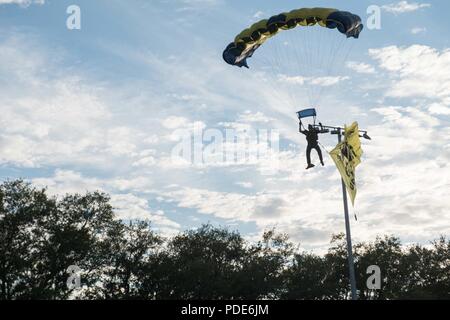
[
  {"x1": 338, "y1": 129, "x2": 358, "y2": 300},
  {"x1": 308, "y1": 121, "x2": 370, "y2": 299}
]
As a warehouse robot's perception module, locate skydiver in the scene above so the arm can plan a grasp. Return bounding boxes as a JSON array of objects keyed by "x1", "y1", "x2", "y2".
[{"x1": 300, "y1": 124, "x2": 325, "y2": 170}]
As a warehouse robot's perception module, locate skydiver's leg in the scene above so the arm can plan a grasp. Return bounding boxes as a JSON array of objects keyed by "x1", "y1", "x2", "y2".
[
  {"x1": 306, "y1": 145, "x2": 312, "y2": 165},
  {"x1": 306, "y1": 145, "x2": 315, "y2": 169},
  {"x1": 315, "y1": 145, "x2": 324, "y2": 165}
]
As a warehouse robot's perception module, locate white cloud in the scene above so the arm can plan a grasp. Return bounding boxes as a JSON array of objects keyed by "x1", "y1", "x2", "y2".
[
  {"x1": 162, "y1": 116, "x2": 190, "y2": 129},
  {"x1": 0, "y1": 36, "x2": 136, "y2": 168},
  {"x1": 2, "y1": 15, "x2": 450, "y2": 254},
  {"x1": 32, "y1": 170, "x2": 180, "y2": 235},
  {"x1": 158, "y1": 183, "x2": 361, "y2": 251},
  {"x1": 369, "y1": 45, "x2": 450, "y2": 103},
  {"x1": 163, "y1": 187, "x2": 255, "y2": 221},
  {"x1": 347, "y1": 61, "x2": 376, "y2": 74},
  {"x1": 123, "y1": 39, "x2": 450, "y2": 250},
  {"x1": 278, "y1": 75, "x2": 349, "y2": 87},
  {"x1": 175, "y1": 0, "x2": 221, "y2": 12},
  {"x1": 181, "y1": 0, "x2": 217, "y2": 4},
  {"x1": 33, "y1": 170, "x2": 105, "y2": 195},
  {"x1": 310, "y1": 76, "x2": 350, "y2": 87},
  {"x1": 236, "y1": 181, "x2": 253, "y2": 189},
  {"x1": 367, "y1": 106, "x2": 440, "y2": 158},
  {"x1": 357, "y1": 105, "x2": 450, "y2": 244},
  {"x1": 111, "y1": 193, "x2": 180, "y2": 229},
  {"x1": 278, "y1": 74, "x2": 307, "y2": 85},
  {"x1": 382, "y1": 1, "x2": 431, "y2": 14},
  {"x1": 237, "y1": 111, "x2": 273, "y2": 123},
  {"x1": 0, "y1": 0, "x2": 44, "y2": 7},
  {"x1": 253, "y1": 11, "x2": 264, "y2": 19},
  {"x1": 168, "y1": 93, "x2": 199, "y2": 102},
  {"x1": 428, "y1": 103, "x2": 450, "y2": 115},
  {"x1": 411, "y1": 27, "x2": 427, "y2": 34}
]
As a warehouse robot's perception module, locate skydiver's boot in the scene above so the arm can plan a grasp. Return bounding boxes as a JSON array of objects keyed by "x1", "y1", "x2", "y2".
[
  {"x1": 306, "y1": 164, "x2": 315, "y2": 170},
  {"x1": 321, "y1": 161, "x2": 325, "y2": 166}
]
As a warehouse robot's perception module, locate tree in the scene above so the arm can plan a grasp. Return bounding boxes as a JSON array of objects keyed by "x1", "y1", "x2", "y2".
[
  {"x1": 82, "y1": 220, "x2": 162, "y2": 300},
  {"x1": 282, "y1": 252, "x2": 330, "y2": 300},
  {"x1": 237, "y1": 230, "x2": 293, "y2": 300},
  {"x1": 0, "y1": 180, "x2": 58, "y2": 299},
  {"x1": 355, "y1": 235, "x2": 404, "y2": 300},
  {"x1": 156, "y1": 224, "x2": 246, "y2": 299},
  {"x1": 1, "y1": 179, "x2": 448, "y2": 300}
]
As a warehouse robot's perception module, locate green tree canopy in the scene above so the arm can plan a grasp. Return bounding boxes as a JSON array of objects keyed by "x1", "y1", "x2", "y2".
[{"x1": 0, "y1": 180, "x2": 448, "y2": 300}]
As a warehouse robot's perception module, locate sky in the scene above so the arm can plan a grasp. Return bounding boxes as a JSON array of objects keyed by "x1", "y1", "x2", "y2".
[{"x1": 0, "y1": 0, "x2": 449, "y2": 253}]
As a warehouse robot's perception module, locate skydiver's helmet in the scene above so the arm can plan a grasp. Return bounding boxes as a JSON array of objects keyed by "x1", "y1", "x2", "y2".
[{"x1": 308, "y1": 124, "x2": 313, "y2": 131}]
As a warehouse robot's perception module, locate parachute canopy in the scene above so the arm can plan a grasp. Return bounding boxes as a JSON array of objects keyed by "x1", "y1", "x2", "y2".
[{"x1": 223, "y1": 8, "x2": 363, "y2": 68}]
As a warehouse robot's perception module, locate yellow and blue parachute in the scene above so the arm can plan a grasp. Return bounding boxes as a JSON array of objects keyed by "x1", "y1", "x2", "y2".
[{"x1": 223, "y1": 8, "x2": 363, "y2": 68}]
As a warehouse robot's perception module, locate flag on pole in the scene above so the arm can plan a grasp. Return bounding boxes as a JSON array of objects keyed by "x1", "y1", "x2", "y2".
[{"x1": 329, "y1": 122, "x2": 363, "y2": 205}]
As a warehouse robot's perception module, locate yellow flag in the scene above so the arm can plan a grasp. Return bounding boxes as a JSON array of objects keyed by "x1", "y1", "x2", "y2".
[{"x1": 329, "y1": 122, "x2": 363, "y2": 205}]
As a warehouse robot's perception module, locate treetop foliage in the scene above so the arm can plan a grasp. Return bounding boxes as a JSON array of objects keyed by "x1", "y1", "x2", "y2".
[{"x1": 0, "y1": 180, "x2": 448, "y2": 300}]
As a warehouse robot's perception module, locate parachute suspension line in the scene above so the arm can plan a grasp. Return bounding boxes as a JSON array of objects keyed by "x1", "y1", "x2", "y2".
[
  {"x1": 238, "y1": 13, "x2": 362, "y2": 114},
  {"x1": 270, "y1": 28, "x2": 295, "y2": 106},
  {"x1": 298, "y1": 27, "x2": 317, "y2": 106},
  {"x1": 314, "y1": 28, "x2": 325, "y2": 105},
  {"x1": 300, "y1": 27, "x2": 310, "y2": 106},
  {"x1": 287, "y1": 28, "x2": 312, "y2": 107},
  {"x1": 282, "y1": 26, "x2": 354, "y2": 108},
  {"x1": 280, "y1": 33, "x2": 302, "y2": 107},
  {"x1": 318, "y1": 140, "x2": 331, "y2": 155},
  {"x1": 275, "y1": 33, "x2": 295, "y2": 107},
  {"x1": 315, "y1": 33, "x2": 356, "y2": 107},
  {"x1": 259, "y1": 29, "x2": 356, "y2": 112},
  {"x1": 287, "y1": 28, "x2": 308, "y2": 106},
  {"x1": 303, "y1": 28, "x2": 313, "y2": 106},
  {"x1": 315, "y1": 29, "x2": 344, "y2": 105},
  {"x1": 303, "y1": 28, "x2": 314, "y2": 105},
  {"x1": 258, "y1": 47, "x2": 297, "y2": 112},
  {"x1": 288, "y1": 26, "x2": 317, "y2": 107},
  {"x1": 309, "y1": 27, "x2": 332, "y2": 106},
  {"x1": 317, "y1": 27, "x2": 330, "y2": 80},
  {"x1": 313, "y1": 26, "x2": 327, "y2": 105},
  {"x1": 308, "y1": 27, "x2": 322, "y2": 105},
  {"x1": 259, "y1": 28, "x2": 310, "y2": 110},
  {"x1": 301, "y1": 28, "x2": 314, "y2": 106},
  {"x1": 315, "y1": 34, "x2": 347, "y2": 106}
]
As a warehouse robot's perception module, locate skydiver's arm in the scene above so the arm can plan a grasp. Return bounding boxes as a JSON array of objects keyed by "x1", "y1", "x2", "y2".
[
  {"x1": 299, "y1": 123, "x2": 305, "y2": 134},
  {"x1": 317, "y1": 123, "x2": 324, "y2": 133}
]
